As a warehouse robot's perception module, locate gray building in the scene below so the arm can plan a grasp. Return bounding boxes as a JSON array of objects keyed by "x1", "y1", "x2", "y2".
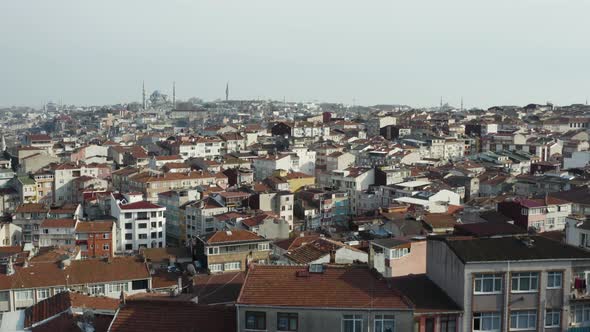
[
  {"x1": 237, "y1": 264, "x2": 413, "y2": 332},
  {"x1": 427, "y1": 235, "x2": 590, "y2": 331}
]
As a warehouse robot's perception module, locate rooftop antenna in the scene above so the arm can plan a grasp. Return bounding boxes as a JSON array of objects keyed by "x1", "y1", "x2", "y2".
[{"x1": 225, "y1": 82, "x2": 229, "y2": 102}]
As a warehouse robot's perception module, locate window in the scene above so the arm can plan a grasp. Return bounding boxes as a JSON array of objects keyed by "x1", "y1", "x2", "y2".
[
  {"x1": 125, "y1": 223, "x2": 132, "y2": 230},
  {"x1": 209, "y1": 263, "x2": 223, "y2": 272},
  {"x1": 474, "y1": 274, "x2": 502, "y2": 294},
  {"x1": 15, "y1": 290, "x2": 33, "y2": 301},
  {"x1": 511, "y1": 272, "x2": 538, "y2": 292},
  {"x1": 88, "y1": 284, "x2": 105, "y2": 295},
  {"x1": 103, "y1": 233, "x2": 109, "y2": 239},
  {"x1": 124, "y1": 213, "x2": 132, "y2": 219},
  {"x1": 125, "y1": 233, "x2": 132, "y2": 240},
  {"x1": 224, "y1": 261, "x2": 241, "y2": 271},
  {"x1": 277, "y1": 313, "x2": 298, "y2": 331},
  {"x1": 132, "y1": 279, "x2": 148, "y2": 290},
  {"x1": 138, "y1": 234, "x2": 147, "y2": 239},
  {"x1": 158, "y1": 232, "x2": 162, "y2": 238},
  {"x1": 138, "y1": 223, "x2": 147, "y2": 229},
  {"x1": 258, "y1": 243, "x2": 270, "y2": 251},
  {"x1": 342, "y1": 314, "x2": 363, "y2": 332},
  {"x1": 510, "y1": 310, "x2": 536, "y2": 330},
  {"x1": 374, "y1": 314, "x2": 394, "y2": 332},
  {"x1": 103, "y1": 244, "x2": 109, "y2": 250},
  {"x1": 207, "y1": 247, "x2": 219, "y2": 255},
  {"x1": 245, "y1": 311, "x2": 266, "y2": 330},
  {"x1": 572, "y1": 304, "x2": 590, "y2": 324},
  {"x1": 545, "y1": 309, "x2": 560, "y2": 328},
  {"x1": 440, "y1": 315, "x2": 457, "y2": 332},
  {"x1": 151, "y1": 212, "x2": 157, "y2": 218},
  {"x1": 547, "y1": 271, "x2": 562, "y2": 289},
  {"x1": 151, "y1": 232, "x2": 157, "y2": 239},
  {"x1": 54, "y1": 287, "x2": 66, "y2": 294},
  {"x1": 137, "y1": 212, "x2": 148, "y2": 220},
  {"x1": 36, "y1": 288, "x2": 50, "y2": 301},
  {"x1": 125, "y1": 244, "x2": 133, "y2": 250},
  {"x1": 158, "y1": 211, "x2": 163, "y2": 217},
  {"x1": 109, "y1": 282, "x2": 129, "y2": 293},
  {"x1": 151, "y1": 222, "x2": 157, "y2": 228},
  {"x1": 473, "y1": 312, "x2": 500, "y2": 331}
]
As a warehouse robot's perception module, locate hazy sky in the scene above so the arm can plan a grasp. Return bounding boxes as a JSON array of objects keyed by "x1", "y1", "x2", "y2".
[{"x1": 1, "y1": 0, "x2": 589, "y2": 108}]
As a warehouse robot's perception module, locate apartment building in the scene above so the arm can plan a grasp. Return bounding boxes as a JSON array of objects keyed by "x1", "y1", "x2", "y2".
[
  {"x1": 497, "y1": 197, "x2": 572, "y2": 232},
  {"x1": 253, "y1": 154, "x2": 292, "y2": 181},
  {"x1": 74, "y1": 221, "x2": 116, "y2": 258},
  {"x1": 369, "y1": 237, "x2": 427, "y2": 278},
  {"x1": 0, "y1": 255, "x2": 151, "y2": 312},
  {"x1": 237, "y1": 264, "x2": 413, "y2": 332},
  {"x1": 38, "y1": 218, "x2": 77, "y2": 247},
  {"x1": 157, "y1": 189, "x2": 199, "y2": 246},
  {"x1": 127, "y1": 170, "x2": 217, "y2": 202},
  {"x1": 110, "y1": 192, "x2": 166, "y2": 252},
  {"x1": 195, "y1": 229, "x2": 271, "y2": 273},
  {"x1": 427, "y1": 235, "x2": 590, "y2": 331},
  {"x1": 185, "y1": 197, "x2": 229, "y2": 239},
  {"x1": 52, "y1": 162, "x2": 109, "y2": 204}
]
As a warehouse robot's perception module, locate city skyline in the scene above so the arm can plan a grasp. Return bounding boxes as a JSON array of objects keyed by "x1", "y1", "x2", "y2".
[{"x1": 1, "y1": 0, "x2": 590, "y2": 108}]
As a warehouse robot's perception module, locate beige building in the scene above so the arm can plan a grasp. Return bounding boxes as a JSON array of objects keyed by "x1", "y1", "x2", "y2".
[
  {"x1": 195, "y1": 229, "x2": 271, "y2": 273},
  {"x1": 128, "y1": 171, "x2": 218, "y2": 202}
]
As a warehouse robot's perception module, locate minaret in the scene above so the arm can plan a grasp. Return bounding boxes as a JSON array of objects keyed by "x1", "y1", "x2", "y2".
[
  {"x1": 172, "y1": 81, "x2": 176, "y2": 109},
  {"x1": 142, "y1": 81, "x2": 146, "y2": 110},
  {"x1": 225, "y1": 82, "x2": 229, "y2": 101},
  {"x1": 461, "y1": 97, "x2": 464, "y2": 111}
]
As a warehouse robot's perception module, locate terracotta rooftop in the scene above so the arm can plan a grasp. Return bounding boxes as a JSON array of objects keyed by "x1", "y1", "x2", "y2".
[
  {"x1": 192, "y1": 271, "x2": 246, "y2": 304},
  {"x1": 200, "y1": 229, "x2": 266, "y2": 245},
  {"x1": 25, "y1": 291, "x2": 118, "y2": 328},
  {"x1": 238, "y1": 264, "x2": 412, "y2": 309},
  {"x1": 75, "y1": 221, "x2": 114, "y2": 233},
  {"x1": 119, "y1": 201, "x2": 163, "y2": 210},
  {"x1": 16, "y1": 203, "x2": 49, "y2": 214},
  {"x1": 40, "y1": 218, "x2": 77, "y2": 228},
  {"x1": 108, "y1": 301, "x2": 236, "y2": 332},
  {"x1": 0, "y1": 256, "x2": 150, "y2": 291}
]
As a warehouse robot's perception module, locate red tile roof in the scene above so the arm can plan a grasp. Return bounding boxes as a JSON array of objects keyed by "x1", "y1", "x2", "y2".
[
  {"x1": 274, "y1": 235, "x2": 321, "y2": 251},
  {"x1": 119, "y1": 201, "x2": 163, "y2": 210},
  {"x1": 192, "y1": 272, "x2": 245, "y2": 304},
  {"x1": 108, "y1": 301, "x2": 236, "y2": 332},
  {"x1": 0, "y1": 256, "x2": 150, "y2": 291},
  {"x1": 200, "y1": 230, "x2": 265, "y2": 245},
  {"x1": 75, "y1": 221, "x2": 114, "y2": 233},
  {"x1": 41, "y1": 218, "x2": 76, "y2": 228},
  {"x1": 238, "y1": 265, "x2": 411, "y2": 309},
  {"x1": 16, "y1": 203, "x2": 49, "y2": 214},
  {"x1": 25, "y1": 291, "x2": 118, "y2": 328}
]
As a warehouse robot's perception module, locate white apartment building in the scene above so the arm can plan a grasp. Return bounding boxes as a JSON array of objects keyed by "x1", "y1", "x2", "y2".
[
  {"x1": 177, "y1": 137, "x2": 223, "y2": 159},
  {"x1": 185, "y1": 198, "x2": 229, "y2": 239},
  {"x1": 53, "y1": 163, "x2": 102, "y2": 204},
  {"x1": 253, "y1": 154, "x2": 291, "y2": 181},
  {"x1": 110, "y1": 192, "x2": 166, "y2": 252},
  {"x1": 290, "y1": 146, "x2": 316, "y2": 175}
]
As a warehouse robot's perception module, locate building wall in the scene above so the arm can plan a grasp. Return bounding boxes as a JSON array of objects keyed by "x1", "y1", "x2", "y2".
[{"x1": 236, "y1": 306, "x2": 413, "y2": 332}]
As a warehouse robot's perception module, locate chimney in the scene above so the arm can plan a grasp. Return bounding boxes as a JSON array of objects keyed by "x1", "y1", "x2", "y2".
[{"x1": 5, "y1": 257, "x2": 14, "y2": 276}]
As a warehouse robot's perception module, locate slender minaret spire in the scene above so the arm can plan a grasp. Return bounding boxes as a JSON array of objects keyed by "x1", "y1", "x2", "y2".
[
  {"x1": 440, "y1": 96, "x2": 443, "y2": 109},
  {"x1": 225, "y1": 82, "x2": 229, "y2": 101},
  {"x1": 461, "y1": 97, "x2": 464, "y2": 111},
  {"x1": 172, "y1": 81, "x2": 176, "y2": 109},
  {"x1": 142, "y1": 81, "x2": 146, "y2": 109}
]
